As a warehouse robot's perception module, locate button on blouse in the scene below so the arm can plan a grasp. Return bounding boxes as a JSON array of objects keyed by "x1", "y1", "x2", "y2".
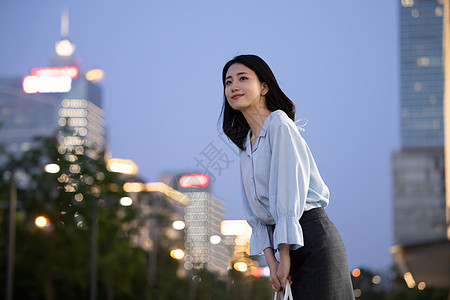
[{"x1": 239, "y1": 110, "x2": 330, "y2": 255}]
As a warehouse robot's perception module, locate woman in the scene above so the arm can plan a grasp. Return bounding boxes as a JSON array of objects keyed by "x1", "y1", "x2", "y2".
[{"x1": 220, "y1": 54, "x2": 354, "y2": 299}]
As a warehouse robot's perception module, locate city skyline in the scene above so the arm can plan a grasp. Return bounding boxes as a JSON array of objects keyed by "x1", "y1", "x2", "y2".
[{"x1": 0, "y1": 1, "x2": 398, "y2": 271}]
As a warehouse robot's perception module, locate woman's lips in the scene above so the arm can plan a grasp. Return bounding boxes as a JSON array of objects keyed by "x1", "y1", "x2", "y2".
[{"x1": 232, "y1": 94, "x2": 244, "y2": 100}]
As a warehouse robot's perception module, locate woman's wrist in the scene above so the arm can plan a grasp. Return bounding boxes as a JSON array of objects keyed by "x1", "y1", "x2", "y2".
[
  {"x1": 263, "y1": 248, "x2": 277, "y2": 264},
  {"x1": 278, "y1": 244, "x2": 290, "y2": 259}
]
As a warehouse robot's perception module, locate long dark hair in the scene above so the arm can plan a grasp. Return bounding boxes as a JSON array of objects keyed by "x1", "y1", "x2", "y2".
[{"x1": 219, "y1": 54, "x2": 296, "y2": 150}]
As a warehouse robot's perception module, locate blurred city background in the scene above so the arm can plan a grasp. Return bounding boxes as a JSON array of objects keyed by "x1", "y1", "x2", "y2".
[{"x1": 0, "y1": 0, "x2": 449, "y2": 299}]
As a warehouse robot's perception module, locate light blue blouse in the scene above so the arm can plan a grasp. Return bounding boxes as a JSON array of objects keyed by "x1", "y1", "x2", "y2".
[{"x1": 239, "y1": 110, "x2": 330, "y2": 255}]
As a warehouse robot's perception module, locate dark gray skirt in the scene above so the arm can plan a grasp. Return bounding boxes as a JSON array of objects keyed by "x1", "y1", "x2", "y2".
[{"x1": 288, "y1": 207, "x2": 354, "y2": 300}]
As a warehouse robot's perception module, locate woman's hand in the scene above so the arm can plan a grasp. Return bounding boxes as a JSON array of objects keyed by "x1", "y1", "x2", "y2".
[
  {"x1": 264, "y1": 248, "x2": 282, "y2": 291},
  {"x1": 264, "y1": 245, "x2": 292, "y2": 292},
  {"x1": 276, "y1": 244, "x2": 292, "y2": 291}
]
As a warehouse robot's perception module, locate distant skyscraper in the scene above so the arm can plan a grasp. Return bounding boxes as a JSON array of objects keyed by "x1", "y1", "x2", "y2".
[
  {"x1": 400, "y1": 0, "x2": 445, "y2": 147},
  {"x1": 394, "y1": 0, "x2": 446, "y2": 246},
  {"x1": 0, "y1": 79, "x2": 60, "y2": 154},
  {"x1": 0, "y1": 67, "x2": 105, "y2": 156},
  {"x1": 0, "y1": 10, "x2": 105, "y2": 157},
  {"x1": 392, "y1": 0, "x2": 450, "y2": 289},
  {"x1": 0, "y1": 57, "x2": 105, "y2": 159},
  {"x1": 164, "y1": 172, "x2": 229, "y2": 275}
]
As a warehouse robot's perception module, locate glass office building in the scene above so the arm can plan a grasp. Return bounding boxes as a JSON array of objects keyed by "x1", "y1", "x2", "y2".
[
  {"x1": 394, "y1": 0, "x2": 446, "y2": 245},
  {"x1": 0, "y1": 67, "x2": 105, "y2": 156},
  {"x1": 0, "y1": 78, "x2": 60, "y2": 154},
  {"x1": 400, "y1": 0, "x2": 445, "y2": 147},
  {"x1": 392, "y1": 0, "x2": 450, "y2": 289}
]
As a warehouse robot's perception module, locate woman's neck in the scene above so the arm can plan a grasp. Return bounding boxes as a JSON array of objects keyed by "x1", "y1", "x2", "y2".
[{"x1": 242, "y1": 105, "x2": 272, "y2": 141}]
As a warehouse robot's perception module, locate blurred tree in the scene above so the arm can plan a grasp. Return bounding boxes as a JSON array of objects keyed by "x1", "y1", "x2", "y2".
[
  {"x1": 189, "y1": 268, "x2": 228, "y2": 300},
  {"x1": 0, "y1": 126, "x2": 185, "y2": 299},
  {"x1": 248, "y1": 277, "x2": 273, "y2": 300}
]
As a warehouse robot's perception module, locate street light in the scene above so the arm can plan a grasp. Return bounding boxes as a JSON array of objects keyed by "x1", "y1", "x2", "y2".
[
  {"x1": 107, "y1": 158, "x2": 138, "y2": 175},
  {"x1": 234, "y1": 262, "x2": 248, "y2": 272},
  {"x1": 119, "y1": 197, "x2": 133, "y2": 206},
  {"x1": 6, "y1": 162, "x2": 60, "y2": 299},
  {"x1": 44, "y1": 163, "x2": 60, "y2": 174},
  {"x1": 35, "y1": 216, "x2": 50, "y2": 228},
  {"x1": 209, "y1": 235, "x2": 221, "y2": 245},
  {"x1": 251, "y1": 267, "x2": 263, "y2": 278},
  {"x1": 85, "y1": 69, "x2": 104, "y2": 82},
  {"x1": 170, "y1": 249, "x2": 185, "y2": 260},
  {"x1": 172, "y1": 220, "x2": 185, "y2": 230}
]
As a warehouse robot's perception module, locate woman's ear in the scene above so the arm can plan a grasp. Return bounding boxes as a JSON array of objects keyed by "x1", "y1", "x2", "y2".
[{"x1": 261, "y1": 82, "x2": 269, "y2": 96}]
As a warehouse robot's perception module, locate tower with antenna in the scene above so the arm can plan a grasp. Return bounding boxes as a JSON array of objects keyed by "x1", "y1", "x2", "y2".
[
  {"x1": 52, "y1": 8, "x2": 77, "y2": 67},
  {"x1": 0, "y1": 7, "x2": 107, "y2": 155}
]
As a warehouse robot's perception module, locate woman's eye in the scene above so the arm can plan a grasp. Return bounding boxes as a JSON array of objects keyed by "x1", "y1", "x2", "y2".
[
  {"x1": 225, "y1": 80, "x2": 232, "y2": 85},
  {"x1": 239, "y1": 76, "x2": 248, "y2": 81}
]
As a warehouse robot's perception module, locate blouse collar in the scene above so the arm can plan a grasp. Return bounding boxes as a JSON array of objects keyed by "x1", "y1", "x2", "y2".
[{"x1": 244, "y1": 110, "x2": 280, "y2": 156}]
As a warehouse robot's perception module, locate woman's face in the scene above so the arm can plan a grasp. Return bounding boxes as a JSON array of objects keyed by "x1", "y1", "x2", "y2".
[{"x1": 224, "y1": 63, "x2": 268, "y2": 113}]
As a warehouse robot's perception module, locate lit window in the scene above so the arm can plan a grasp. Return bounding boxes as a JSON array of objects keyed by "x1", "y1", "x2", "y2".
[
  {"x1": 429, "y1": 95, "x2": 437, "y2": 105},
  {"x1": 417, "y1": 57, "x2": 430, "y2": 66},
  {"x1": 401, "y1": 0, "x2": 414, "y2": 7},
  {"x1": 413, "y1": 82, "x2": 422, "y2": 91}
]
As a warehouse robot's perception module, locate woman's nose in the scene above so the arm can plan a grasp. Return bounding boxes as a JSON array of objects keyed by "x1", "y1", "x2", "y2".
[{"x1": 231, "y1": 83, "x2": 239, "y2": 92}]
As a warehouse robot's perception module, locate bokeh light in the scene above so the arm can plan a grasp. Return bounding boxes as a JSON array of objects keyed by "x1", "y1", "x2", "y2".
[
  {"x1": 35, "y1": 216, "x2": 49, "y2": 228},
  {"x1": 372, "y1": 275, "x2": 381, "y2": 284},
  {"x1": 172, "y1": 220, "x2": 185, "y2": 230},
  {"x1": 234, "y1": 262, "x2": 247, "y2": 272},
  {"x1": 209, "y1": 235, "x2": 221, "y2": 244},
  {"x1": 44, "y1": 163, "x2": 60, "y2": 174},
  {"x1": 418, "y1": 282, "x2": 426, "y2": 290},
  {"x1": 403, "y1": 272, "x2": 416, "y2": 288},
  {"x1": 170, "y1": 249, "x2": 185, "y2": 260},
  {"x1": 352, "y1": 268, "x2": 361, "y2": 277},
  {"x1": 251, "y1": 267, "x2": 263, "y2": 277},
  {"x1": 120, "y1": 197, "x2": 133, "y2": 206},
  {"x1": 123, "y1": 182, "x2": 145, "y2": 192},
  {"x1": 107, "y1": 158, "x2": 138, "y2": 175},
  {"x1": 85, "y1": 69, "x2": 104, "y2": 82}
]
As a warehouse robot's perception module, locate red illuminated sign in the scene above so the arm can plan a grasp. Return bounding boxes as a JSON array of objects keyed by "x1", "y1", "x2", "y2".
[
  {"x1": 22, "y1": 66, "x2": 78, "y2": 94},
  {"x1": 31, "y1": 66, "x2": 78, "y2": 79},
  {"x1": 178, "y1": 174, "x2": 209, "y2": 188}
]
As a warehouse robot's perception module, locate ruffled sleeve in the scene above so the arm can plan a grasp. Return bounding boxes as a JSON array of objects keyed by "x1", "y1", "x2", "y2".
[{"x1": 269, "y1": 124, "x2": 310, "y2": 251}]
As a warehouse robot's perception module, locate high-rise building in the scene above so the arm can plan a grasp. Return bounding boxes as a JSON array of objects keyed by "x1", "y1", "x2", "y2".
[
  {"x1": 0, "y1": 65, "x2": 106, "y2": 157},
  {"x1": 0, "y1": 79, "x2": 60, "y2": 155},
  {"x1": 392, "y1": 0, "x2": 449, "y2": 289},
  {"x1": 1, "y1": 73, "x2": 105, "y2": 153},
  {"x1": 400, "y1": 0, "x2": 445, "y2": 148},
  {"x1": 163, "y1": 172, "x2": 229, "y2": 276},
  {"x1": 0, "y1": 12, "x2": 105, "y2": 157}
]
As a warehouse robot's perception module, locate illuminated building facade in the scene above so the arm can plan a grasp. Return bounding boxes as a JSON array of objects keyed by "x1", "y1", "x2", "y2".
[
  {"x1": 394, "y1": 0, "x2": 446, "y2": 244},
  {"x1": 392, "y1": 0, "x2": 449, "y2": 289},
  {"x1": 164, "y1": 172, "x2": 229, "y2": 275},
  {"x1": 0, "y1": 12, "x2": 105, "y2": 156},
  {"x1": 0, "y1": 65, "x2": 105, "y2": 156},
  {"x1": 400, "y1": 0, "x2": 445, "y2": 147}
]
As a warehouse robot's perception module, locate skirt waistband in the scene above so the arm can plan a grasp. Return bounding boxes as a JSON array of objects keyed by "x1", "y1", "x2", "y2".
[
  {"x1": 300, "y1": 207, "x2": 327, "y2": 225},
  {"x1": 271, "y1": 207, "x2": 327, "y2": 231}
]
